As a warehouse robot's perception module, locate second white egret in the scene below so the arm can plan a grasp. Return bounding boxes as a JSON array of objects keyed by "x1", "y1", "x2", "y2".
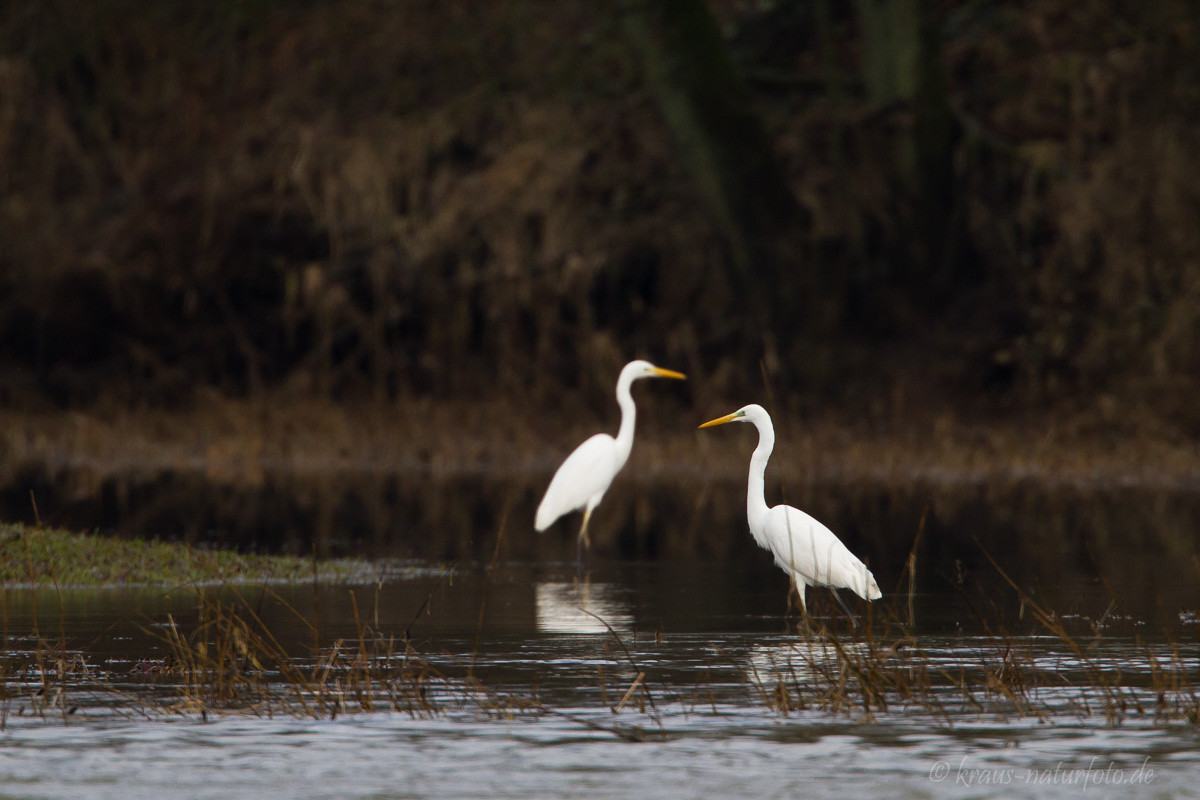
[
  {"x1": 699, "y1": 404, "x2": 881, "y2": 614},
  {"x1": 536, "y1": 360, "x2": 686, "y2": 557}
]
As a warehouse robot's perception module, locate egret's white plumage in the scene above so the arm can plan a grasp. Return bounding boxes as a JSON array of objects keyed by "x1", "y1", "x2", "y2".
[
  {"x1": 536, "y1": 360, "x2": 686, "y2": 551},
  {"x1": 699, "y1": 404, "x2": 881, "y2": 612}
]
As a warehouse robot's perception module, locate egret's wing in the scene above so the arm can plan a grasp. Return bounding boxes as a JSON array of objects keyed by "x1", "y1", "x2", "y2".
[
  {"x1": 765, "y1": 506, "x2": 879, "y2": 599},
  {"x1": 535, "y1": 434, "x2": 619, "y2": 531}
]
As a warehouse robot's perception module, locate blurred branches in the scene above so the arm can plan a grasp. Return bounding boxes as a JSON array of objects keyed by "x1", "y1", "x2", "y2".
[
  {"x1": 622, "y1": 0, "x2": 809, "y2": 334},
  {"x1": 0, "y1": 1, "x2": 1199, "y2": 428}
]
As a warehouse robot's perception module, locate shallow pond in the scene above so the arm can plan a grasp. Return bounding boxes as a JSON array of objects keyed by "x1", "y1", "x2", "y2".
[
  {"x1": 5, "y1": 458, "x2": 1200, "y2": 797},
  {"x1": 2, "y1": 557, "x2": 1199, "y2": 799}
]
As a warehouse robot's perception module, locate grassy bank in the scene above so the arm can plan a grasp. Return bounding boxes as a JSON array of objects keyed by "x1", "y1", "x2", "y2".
[{"x1": 0, "y1": 523, "x2": 371, "y2": 587}]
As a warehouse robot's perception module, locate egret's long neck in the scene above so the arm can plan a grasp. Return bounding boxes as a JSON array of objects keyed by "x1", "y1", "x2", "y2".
[
  {"x1": 612, "y1": 371, "x2": 638, "y2": 467},
  {"x1": 746, "y1": 417, "x2": 773, "y2": 535}
]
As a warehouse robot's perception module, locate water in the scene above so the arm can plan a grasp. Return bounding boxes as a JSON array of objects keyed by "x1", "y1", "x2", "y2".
[
  {"x1": 0, "y1": 714, "x2": 1189, "y2": 800},
  {"x1": 2, "y1": 560, "x2": 1199, "y2": 799}
]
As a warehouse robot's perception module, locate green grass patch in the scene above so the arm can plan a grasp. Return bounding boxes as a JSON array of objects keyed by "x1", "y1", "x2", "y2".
[{"x1": 0, "y1": 523, "x2": 370, "y2": 586}]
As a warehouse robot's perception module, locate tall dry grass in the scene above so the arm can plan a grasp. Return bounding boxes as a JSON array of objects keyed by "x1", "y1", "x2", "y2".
[{"x1": 1, "y1": 0, "x2": 1199, "y2": 432}]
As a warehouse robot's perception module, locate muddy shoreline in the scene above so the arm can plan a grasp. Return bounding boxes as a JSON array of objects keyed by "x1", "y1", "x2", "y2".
[
  {"x1": 4, "y1": 398, "x2": 1198, "y2": 492},
  {"x1": 1, "y1": 398, "x2": 1197, "y2": 617}
]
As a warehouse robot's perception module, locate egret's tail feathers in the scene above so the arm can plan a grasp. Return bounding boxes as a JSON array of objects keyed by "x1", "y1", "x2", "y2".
[
  {"x1": 534, "y1": 502, "x2": 557, "y2": 532},
  {"x1": 845, "y1": 562, "x2": 882, "y2": 602}
]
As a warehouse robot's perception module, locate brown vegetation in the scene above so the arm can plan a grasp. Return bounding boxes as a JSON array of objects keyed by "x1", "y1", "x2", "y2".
[
  {"x1": 1, "y1": 1, "x2": 1198, "y2": 431},
  {"x1": 4, "y1": 571, "x2": 1198, "y2": 732}
]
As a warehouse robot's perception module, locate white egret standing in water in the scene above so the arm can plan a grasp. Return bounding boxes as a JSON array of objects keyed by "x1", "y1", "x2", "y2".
[
  {"x1": 699, "y1": 404, "x2": 881, "y2": 614},
  {"x1": 536, "y1": 360, "x2": 686, "y2": 559}
]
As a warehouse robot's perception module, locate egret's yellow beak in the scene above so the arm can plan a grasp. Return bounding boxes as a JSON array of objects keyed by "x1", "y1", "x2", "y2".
[
  {"x1": 652, "y1": 367, "x2": 687, "y2": 380},
  {"x1": 698, "y1": 410, "x2": 741, "y2": 428}
]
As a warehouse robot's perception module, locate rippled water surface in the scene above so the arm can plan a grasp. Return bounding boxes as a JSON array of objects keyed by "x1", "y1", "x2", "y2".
[{"x1": 3, "y1": 558, "x2": 1199, "y2": 799}]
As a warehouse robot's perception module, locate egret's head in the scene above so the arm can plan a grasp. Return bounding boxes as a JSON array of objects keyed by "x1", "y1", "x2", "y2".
[
  {"x1": 698, "y1": 404, "x2": 764, "y2": 429},
  {"x1": 625, "y1": 360, "x2": 687, "y2": 381}
]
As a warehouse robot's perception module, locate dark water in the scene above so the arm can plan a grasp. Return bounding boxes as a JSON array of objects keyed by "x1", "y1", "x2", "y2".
[
  {"x1": 3, "y1": 465, "x2": 1200, "y2": 798},
  {"x1": 7, "y1": 461, "x2": 1200, "y2": 611},
  {"x1": 2, "y1": 558, "x2": 1199, "y2": 799}
]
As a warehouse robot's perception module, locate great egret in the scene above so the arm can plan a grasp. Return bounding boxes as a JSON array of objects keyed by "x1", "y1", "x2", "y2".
[
  {"x1": 536, "y1": 360, "x2": 686, "y2": 557},
  {"x1": 699, "y1": 404, "x2": 881, "y2": 614}
]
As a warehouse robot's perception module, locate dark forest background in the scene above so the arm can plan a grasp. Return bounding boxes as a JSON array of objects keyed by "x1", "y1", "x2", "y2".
[{"x1": 3, "y1": 0, "x2": 1200, "y2": 434}]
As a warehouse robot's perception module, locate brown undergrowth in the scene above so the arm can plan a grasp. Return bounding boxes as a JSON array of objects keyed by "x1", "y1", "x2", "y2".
[
  {"x1": 2, "y1": 2, "x2": 1200, "y2": 425},
  {"x1": 745, "y1": 541, "x2": 1200, "y2": 726}
]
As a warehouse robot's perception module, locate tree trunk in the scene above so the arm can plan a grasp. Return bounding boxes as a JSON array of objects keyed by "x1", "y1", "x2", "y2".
[
  {"x1": 623, "y1": 0, "x2": 812, "y2": 333},
  {"x1": 857, "y1": 0, "x2": 960, "y2": 303}
]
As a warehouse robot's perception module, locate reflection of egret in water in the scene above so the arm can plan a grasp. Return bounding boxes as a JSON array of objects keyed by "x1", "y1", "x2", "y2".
[
  {"x1": 534, "y1": 580, "x2": 633, "y2": 634},
  {"x1": 745, "y1": 639, "x2": 871, "y2": 686}
]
